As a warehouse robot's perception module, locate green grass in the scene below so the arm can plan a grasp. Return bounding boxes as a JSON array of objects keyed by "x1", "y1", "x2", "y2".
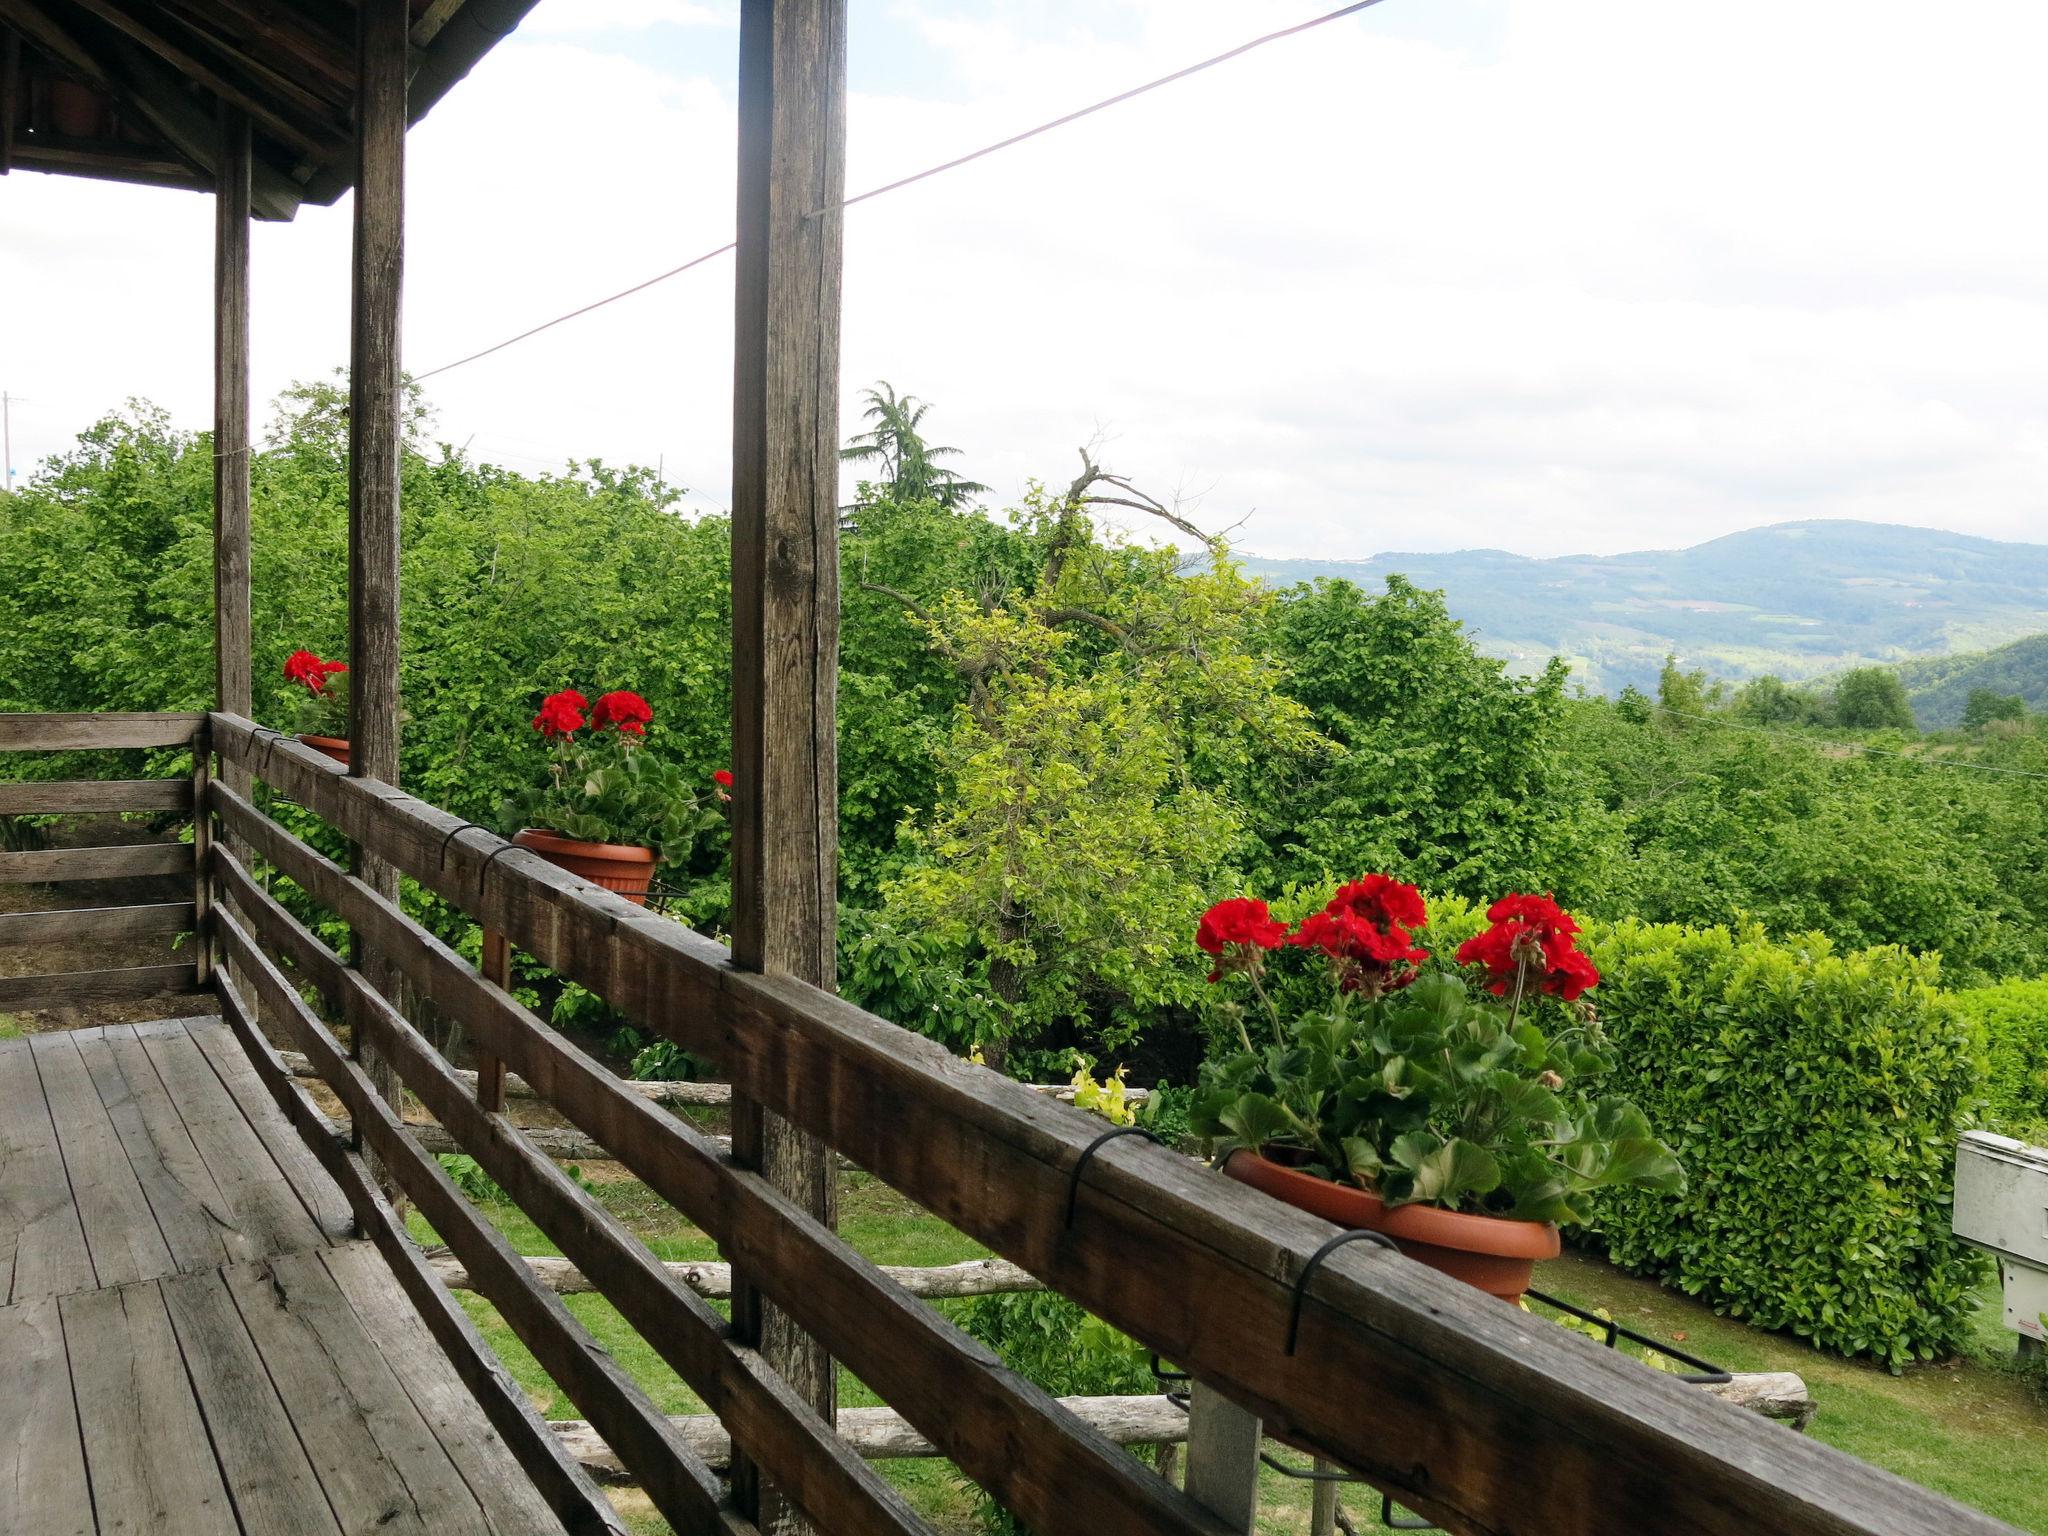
[
  {"x1": 0, "y1": 1014, "x2": 22, "y2": 1040},
  {"x1": 413, "y1": 1172, "x2": 2048, "y2": 1534}
]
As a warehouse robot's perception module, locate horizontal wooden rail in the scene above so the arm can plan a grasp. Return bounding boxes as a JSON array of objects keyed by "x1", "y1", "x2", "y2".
[
  {"x1": 0, "y1": 963, "x2": 201, "y2": 1013},
  {"x1": 0, "y1": 902, "x2": 196, "y2": 946},
  {"x1": 212, "y1": 714, "x2": 2018, "y2": 1536},
  {"x1": 212, "y1": 782, "x2": 1230, "y2": 1536},
  {"x1": 0, "y1": 843, "x2": 192, "y2": 883},
  {"x1": 0, "y1": 779, "x2": 193, "y2": 814},
  {"x1": 427, "y1": 1251, "x2": 1042, "y2": 1302},
  {"x1": 212, "y1": 904, "x2": 752, "y2": 1536},
  {"x1": 206, "y1": 969, "x2": 633, "y2": 1536},
  {"x1": 0, "y1": 711, "x2": 205, "y2": 751}
]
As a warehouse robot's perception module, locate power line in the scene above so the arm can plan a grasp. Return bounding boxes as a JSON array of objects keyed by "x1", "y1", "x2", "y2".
[
  {"x1": 414, "y1": 1, "x2": 1388, "y2": 382},
  {"x1": 1647, "y1": 703, "x2": 2048, "y2": 782}
]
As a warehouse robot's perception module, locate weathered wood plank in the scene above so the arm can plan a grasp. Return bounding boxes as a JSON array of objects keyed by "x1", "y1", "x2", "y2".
[
  {"x1": 184, "y1": 1014, "x2": 356, "y2": 1240},
  {"x1": 134, "y1": 1018, "x2": 329, "y2": 1259},
  {"x1": 0, "y1": 1037, "x2": 96, "y2": 1302},
  {"x1": 0, "y1": 711, "x2": 205, "y2": 750},
  {"x1": 74, "y1": 1026, "x2": 243, "y2": 1271},
  {"x1": 0, "y1": 1294, "x2": 93, "y2": 1535},
  {"x1": 160, "y1": 1265, "x2": 346, "y2": 1534},
  {"x1": 0, "y1": 962, "x2": 201, "y2": 1014},
  {"x1": 221, "y1": 1250, "x2": 495, "y2": 1536},
  {"x1": 213, "y1": 908, "x2": 749, "y2": 1536},
  {"x1": 426, "y1": 1250, "x2": 1042, "y2": 1301},
  {"x1": 215, "y1": 104, "x2": 253, "y2": 734},
  {"x1": 211, "y1": 975, "x2": 626, "y2": 1536},
  {"x1": 0, "y1": 901, "x2": 196, "y2": 946},
  {"x1": 27, "y1": 1030, "x2": 175, "y2": 1287},
  {"x1": 553, "y1": 1394, "x2": 1192, "y2": 1482},
  {"x1": 728, "y1": 5, "x2": 849, "y2": 1524},
  {"x1": 0, "y1": 842, "x2": 193, "y2": 882},
  {"x1": 0, "y1": 778, "x2": 192, "y2": 814},
  {"x1": 61, "y1": 1280, "x2": 241, "y2": 1535},
  {"x1": 323, "y1": 1243, "x2": 573, "y2": 1536},
  {"x1": 207, "y1": 715, "x2": 2015, "y2": 1536}
]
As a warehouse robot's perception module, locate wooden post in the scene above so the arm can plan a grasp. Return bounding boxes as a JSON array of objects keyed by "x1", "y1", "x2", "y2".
[
  {"x1": 727, "y1": 1, "x2": 846, "y2": 1529},
  {"x1": 348, "y1": 0, "x2": 408, "y2": 1161},
  {"x1": 1184, "y1": 1383, "x2": 1261, "y2": 1534},
  {"x1": 477, "y1": 929, "x2": 510, "y2": 1113},
  {"x1": 190, "y1": 721, "x2": 213, "y2": 988},
  {"x1": 213, "y1": 105, "x2": 251, "y2": 739}
]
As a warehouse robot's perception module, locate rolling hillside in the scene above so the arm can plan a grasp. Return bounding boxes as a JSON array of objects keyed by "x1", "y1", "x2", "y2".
[
  {"x1": 1895, "y1": 633, "x2": 2048, "y2": 727},
  {"x1": 1242, "y1": 521, "x2": 2048, "y2": 695}
]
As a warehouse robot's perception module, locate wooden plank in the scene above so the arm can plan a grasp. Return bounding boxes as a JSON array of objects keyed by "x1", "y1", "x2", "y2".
[
  {"x1": 0, "y1": 1294, "x2": 92, "y2": 1536},
  {"x1": 0, "y1": 777, "x2": 191, "y2": 813},
  {"x1": 28, "y1": 1030, "x2": 175, "y2": 1286},
  {"x1": 0, "y1": 1037, "x2": 95, "y2": 1302},
  {"x1": 60, "y1": 1280, "x2": 240, "y2": 1535},
  {"x1": 206, "y1": 715, "x2": 2020, "y2": 1536},
  {"x1": 0, "y1": 710, "x2": 205, "y2": 750},
  {"x1": 221, "y1": 1249, "x2": 495, "y2": 1536},
  {"x1": 134, "y1": 1018, "x2": 330, "y2": 1259},
  {"x1": 727, "y1": 4, "x2": 848, "y2": 1525},
  {"x1": 0, "y1": 841, "x2": 192, "y2": 881},
  {"x1": 213, "y1": 908, "x2": 748, "y2": 1536},
  {"x1": 207, "y1": 800, "x2": 1228, "y2": 1536},
  {"x1": 184, "y1": 1014, "x2": 356, "y2": 1240},
  {"x1": 0, "y1": 963, "x2": 201, "y2": 1013},
  {"x1": 323, "y1": 1243, "x2": 571, "y2": 1536},
  {"x1": 160, "y1": 1265, "x2": 345, "y2": 1534},
  {"x1": 74, "y1": 1025, "x2": 243, "y2": 1272},
  {"x1": 0, "y1": 901, "x2": 197, "y2": 945},
  {"x1": 427, "y1": 1250, "x2": 1041, "y2": 1301},
  {"x1": 210, "y1": 977, "x2": 627, "y2": 1536}
]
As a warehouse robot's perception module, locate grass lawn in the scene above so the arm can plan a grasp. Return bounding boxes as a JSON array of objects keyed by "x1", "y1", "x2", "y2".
[{"x1": 416, "y1": 1166, "x2": 2048, "y2": 1535}]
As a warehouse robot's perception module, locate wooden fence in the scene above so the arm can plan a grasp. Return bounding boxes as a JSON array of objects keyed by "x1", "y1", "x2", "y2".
[{"x1": 200, "y1": 711, "x2": 2013, "y2": 1536}]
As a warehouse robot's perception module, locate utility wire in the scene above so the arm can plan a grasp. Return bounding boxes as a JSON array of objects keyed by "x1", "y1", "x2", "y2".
[
  {"x1": 414, "y1": 0, "x2": 1388, "y2": 382},
  {"x1": 1648, "y1": 703, "x2": 2048, "y2": 782}
]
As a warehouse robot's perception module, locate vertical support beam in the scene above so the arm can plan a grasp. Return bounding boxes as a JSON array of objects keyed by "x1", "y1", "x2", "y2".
[
  {"x1": 190, "y1": 722, "x2": 213, "y2": 989},
  {"x1": 727, "y1": 1, "x2": 845, "y2": 1529},
  {"x1": 1184, "y1": 1384, "x2": 1262, "y2": 1534},
  {"x1": 348, "y1": 0, "x2": 407, "y2": 1160},
  {"x1": 213, "y1": 105, "x2": 252, "y2": 771}
]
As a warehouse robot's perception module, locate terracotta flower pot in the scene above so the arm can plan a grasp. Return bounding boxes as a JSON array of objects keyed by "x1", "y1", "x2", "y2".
[
  {"x1": 513, "y1": 827, "x2": 656, "y2": 906},
  {"x1": 1223, "y1": 1149, "x2": 1559, "y2": 1302},
  {"x1": 298, "y1": 734, "x2": 351, "y2": 767}
]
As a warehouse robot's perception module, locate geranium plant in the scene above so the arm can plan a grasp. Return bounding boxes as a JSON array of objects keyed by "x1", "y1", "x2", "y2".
[
  {"x1": 499, "y1": 688, "x2": 727, "y2": 865},
  {"x1": 284, "y1": 649, "x2": 350, "y2": 737},
  {"x1": 1191, "y1": 882, "x2": 1684, "y2": 1226}
]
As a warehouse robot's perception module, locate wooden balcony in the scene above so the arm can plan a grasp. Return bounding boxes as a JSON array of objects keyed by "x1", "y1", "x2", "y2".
[{"x1": 0, "y1": 708, "x2": 2019, "y2": 1536}]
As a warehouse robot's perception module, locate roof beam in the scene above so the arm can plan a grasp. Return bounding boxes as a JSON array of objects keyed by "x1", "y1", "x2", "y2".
[
  {"x1": 101, "y1": 30, "x2": 301, "y2": 218},
  {"x1": 2, "y1": 28, "x2": 19, "y2": 173},
  {"x1": 159, "y1": 0, "x2": 354, "y2": 93}
]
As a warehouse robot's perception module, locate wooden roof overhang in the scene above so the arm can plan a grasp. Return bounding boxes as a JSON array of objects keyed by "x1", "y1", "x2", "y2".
[{"x1": 0, "y1": 0, "x2": 535, "y2": 220}]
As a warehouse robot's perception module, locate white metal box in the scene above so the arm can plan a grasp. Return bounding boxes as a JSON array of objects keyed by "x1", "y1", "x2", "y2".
[{"x1": 1953, "y1": 1131, "x2": 2048, "y2": 1342}]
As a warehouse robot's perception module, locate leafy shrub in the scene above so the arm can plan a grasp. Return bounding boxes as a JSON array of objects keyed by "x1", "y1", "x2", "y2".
[
  {"x1": 1949, "y1": 978, "x2": 2048, "y2": 1142},
  {"x1": 1585, "y1": 920, "x2": 1984, "y2": 1366},
  {"x1": 438, "y1": 1153, "x2": 505, "y2": 1204}
]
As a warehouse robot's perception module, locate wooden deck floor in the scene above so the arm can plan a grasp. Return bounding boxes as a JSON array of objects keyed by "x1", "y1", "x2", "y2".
[{"x1": 0, "y1": 1017, "x2": 569, "y2": 1535}]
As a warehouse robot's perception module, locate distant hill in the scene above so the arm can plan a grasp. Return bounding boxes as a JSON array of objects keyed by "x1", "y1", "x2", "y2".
[
  {"x1": 1241, "y1": 520, "x2": 2048, "y2": 695},
  {"x1": 1894, "y1": 633, "x2": 2048, "y2": 728}
]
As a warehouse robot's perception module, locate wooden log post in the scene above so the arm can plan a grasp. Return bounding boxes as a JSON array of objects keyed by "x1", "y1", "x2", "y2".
[
  {"x1": 212, "y1": 104, "x2": 252, "y2": 991},
  {"x1": 727, "y1": 1, "x2": 846, "y2": 1529},
  {"x1": 1183, "y1": 1384, "x2": 1261, "y2": 1534},
  {"x1": 347, "y1": 0, "x2": 409, "y2": 1174}
]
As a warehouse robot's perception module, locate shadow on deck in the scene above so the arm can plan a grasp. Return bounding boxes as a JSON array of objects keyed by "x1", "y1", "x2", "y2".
[{"x1": 0, "y1": 1016, "x2": 566, "y2": 1536}]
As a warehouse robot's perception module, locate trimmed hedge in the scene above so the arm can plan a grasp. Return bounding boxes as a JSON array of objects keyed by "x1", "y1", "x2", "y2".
[
  {"x1": 1584, "y1": 920, "x2": 1983, "y2": 1366},
  {"x1": 1949, "y1": 977, "x2": 2048, "y2": 1143}
]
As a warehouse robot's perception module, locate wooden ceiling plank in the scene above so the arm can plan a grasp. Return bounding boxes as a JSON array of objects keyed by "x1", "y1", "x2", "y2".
[
  {"x1": 63, "y1": 0, "x2": 342, "y2": 159},
  {"x1": 10, "y1": 138, "x2": 209, "y2": 190},
  {"x1": 100, "y1": 31, "x2": 301, "y2": 218},
  {"x1": 409, "y1": 0, "x2": 465, "y2": 48},
  {"x1": 0, "y1": 0, "x2": 112, "y2": 83},
  {"x1": 161, "y1": 0, "x2": 353, "y2": 92}
]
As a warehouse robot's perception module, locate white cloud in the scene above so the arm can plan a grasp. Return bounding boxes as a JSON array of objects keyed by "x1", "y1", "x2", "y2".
[
  {"x1": 521, "y1": 0, "x2": 734, "y2": 33},
  {"x1": 3, "y1": 0, "x2": 2045, "y2": 558}
]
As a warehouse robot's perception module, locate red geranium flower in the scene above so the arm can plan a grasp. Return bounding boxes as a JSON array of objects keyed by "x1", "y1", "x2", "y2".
[
  {"x1": 1328, "y1": 874, "x2": 1428, "y2": 937},
  {"x1": 592, "y1": 689, "x2": 653, "y2": 735},
  {"x1": 284, "y1": 649, "x2": 344, "y2": 694},
  {"x1": 1289, "y1": 875, "x2": 1430, "y2": 993},
  {"x1": 532, "y1": 688, "x2": 588, "y2": 740},
  {"x1": 712, "y1": 769, "x2": 735, "y2": 788},
  {"x1": 1196, "y1": 896, "x2": 1289, "y2": 983},
  {"x1": 1455, "y1": 892, "x2": 1599, "y2": 1001}
]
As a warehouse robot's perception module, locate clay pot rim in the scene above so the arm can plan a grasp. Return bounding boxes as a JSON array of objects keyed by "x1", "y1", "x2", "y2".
[
  {"x1": 1224, "y1": 1148, "x2": 1560, "y2": 1260},
  {"x1": 296, "y1": 734, "x2": 350, "y2": 748},
  {"x1": 513, "y1": 827, "x2": 658, "y2": 863}
]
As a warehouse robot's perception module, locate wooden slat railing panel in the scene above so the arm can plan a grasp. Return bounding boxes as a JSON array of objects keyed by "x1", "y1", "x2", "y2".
[
  {"x1": 211, "y1": 713, "x2": 2017, "y2": 1536},
  {"x1": 211, "y1": 906, "x2": 752, "y2": 1536},
  {"x1": 207, "y1": 969, "x2": 633, "y2": 1536},
  {"x1": 0, "y1": 779, "x2": 193, "y2": 814},
  {"x1": 0, "y1": 903, "x2": 196, "y2": 945},
  {"x1": 0, "y1": 712, "x2": 206, "y2": 750},
  {"x1": 0, "y1": 844, "x2": 192, "y2": 883},
  {"x1": 0, "y1": 963, "x2": 201, "y2": 1013},
  {"x1": 209, "y1": 786, "x2": 1236, "y2": 1536}
]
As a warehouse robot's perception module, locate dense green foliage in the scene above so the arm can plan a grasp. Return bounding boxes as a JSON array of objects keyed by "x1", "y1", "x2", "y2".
[
  {"x1": 1948, "y1": 979, "x2": 2048, "y2": 1143},
  {"x1": 1896, "y1": 632, "x2": 2048, "y2": 728},
  {"x1": 1585, "y1": 921, "x2": 1984, "y2": 1366}
]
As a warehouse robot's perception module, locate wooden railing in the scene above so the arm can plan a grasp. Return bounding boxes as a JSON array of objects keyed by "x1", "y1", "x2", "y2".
[
  {"x1": 0, "y1": 711, "x2": 209, "y2": 1014},
  {"x1": 190, "y1": 711, "x2": 2016, "y2": 1536}
]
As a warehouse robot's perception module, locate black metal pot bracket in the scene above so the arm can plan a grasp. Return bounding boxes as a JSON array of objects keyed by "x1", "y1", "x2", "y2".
[
  {"x1": 1064, "y1": 1124, "x2": 1160, "y2": 1229},
  {"x1": 1286, "y1": 1227, "x2": 1400, "y2": 1355}
]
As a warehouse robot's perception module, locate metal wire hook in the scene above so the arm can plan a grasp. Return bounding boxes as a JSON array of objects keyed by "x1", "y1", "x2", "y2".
[
  {"x1": 1064, "y1": 1125, "x2": 1160, "y2": 1230},
  {"x1": 1286, "y1": 1228, "x2": 1400, "y2": 1356}
]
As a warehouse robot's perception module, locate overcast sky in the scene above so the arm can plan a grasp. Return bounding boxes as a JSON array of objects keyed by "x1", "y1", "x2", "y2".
[{"x1": 3, "y1": 0, "x2": 2044, "y2": 559}]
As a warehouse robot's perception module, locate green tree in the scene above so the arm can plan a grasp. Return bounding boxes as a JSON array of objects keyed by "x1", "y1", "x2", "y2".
[
  {"x1": 1655, "y1": 653, "x2": 1719, "y2": 721},
  {"x1": 1962, "y1": 687, "x2": 2026, "y2": 730},
  {"x1": 840, "y1": 382, "x2": 989, "y2": 516},
  {"x1": 1834, "y1": 667, "x2": 1915, "y2": 731}
]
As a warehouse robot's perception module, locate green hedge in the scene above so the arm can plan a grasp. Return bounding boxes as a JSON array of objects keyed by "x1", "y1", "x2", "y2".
[
  {"x1": 1949, "y1": 977, "x2": 2048, "y2": 1143},
  {"x1": 1584, "y1": 920, "x2": 1983, "y2": 1366}
]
